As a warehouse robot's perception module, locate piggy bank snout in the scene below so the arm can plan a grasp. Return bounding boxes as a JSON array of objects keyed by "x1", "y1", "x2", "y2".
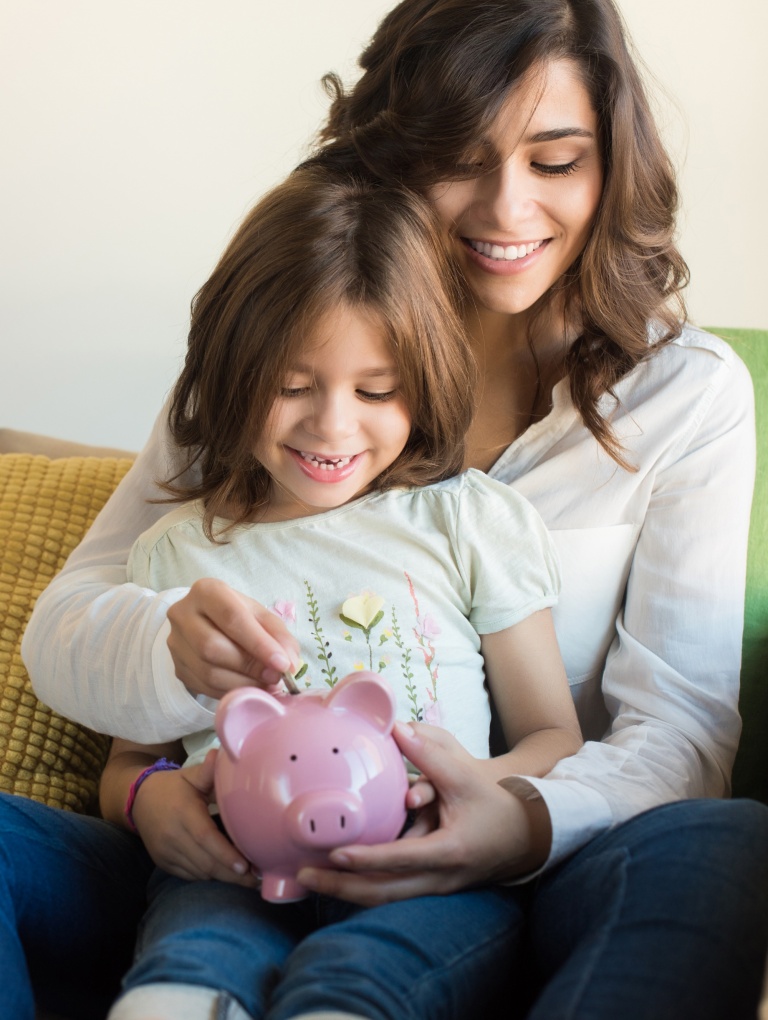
[{"x1": 285, "y1": 789, "x2": 365, "y2": 849}]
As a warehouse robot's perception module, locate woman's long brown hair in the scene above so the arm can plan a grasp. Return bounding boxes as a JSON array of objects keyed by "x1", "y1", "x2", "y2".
[
  {"x1": 318, "y1": 0, "x2": 689, "y2": 466},
  {"x1": 164, "y1": 162, "x2": 476, "y2": 537}
]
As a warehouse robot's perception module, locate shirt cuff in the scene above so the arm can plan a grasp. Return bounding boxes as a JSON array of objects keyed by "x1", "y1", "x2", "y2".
[
  {"x1": 499, "y1": 774, "x2": 614, "y2": 873},
  {"x1": 151, "y1": 604, "x2": 217, "y2": 732}
]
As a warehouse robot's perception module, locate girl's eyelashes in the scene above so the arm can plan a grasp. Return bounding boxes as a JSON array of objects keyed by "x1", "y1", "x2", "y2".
[
  {"x1": 533, "y1": 160, "x2": 580, "y2": 177},
  {"x1": 356, "y1": 389, "x2": 398, "y2": 402},
  {"x1": 279, "y1": 387, "x2": 399, "y2": 402}
]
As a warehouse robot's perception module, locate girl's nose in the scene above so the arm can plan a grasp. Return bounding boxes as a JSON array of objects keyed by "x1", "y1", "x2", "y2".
[{"x1": 305, "y1": 392, "x2": 358, "y2": 442}]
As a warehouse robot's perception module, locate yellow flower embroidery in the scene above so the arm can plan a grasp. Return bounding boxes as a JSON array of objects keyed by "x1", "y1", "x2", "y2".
[{"x1": 341, "y1": 594, "x2": 385, "y2": 629}]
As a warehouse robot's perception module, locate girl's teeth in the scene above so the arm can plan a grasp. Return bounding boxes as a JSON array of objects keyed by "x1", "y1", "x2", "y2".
[
  {"x1": 470, "y1": 239, "x2": 543, "y2": 261},
  {"x1": 299, "y1": 452, "x2": 352, "y2": 470}
]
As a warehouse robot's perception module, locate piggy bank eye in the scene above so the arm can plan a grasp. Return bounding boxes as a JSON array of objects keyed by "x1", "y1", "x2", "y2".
[
  {"x1": 332, "y1": 748, "x2": 339, "y2": 754},
  {"x1": 290, "y1": 754, "x2": 298, "y2": 762}
]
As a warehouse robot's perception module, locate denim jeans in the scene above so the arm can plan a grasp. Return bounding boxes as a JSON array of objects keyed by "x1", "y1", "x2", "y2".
[
  {"x1": 2, "y1": 791, "x2": 767, "y2": 1020},
  {"x1": 524, "y1": 798, "x2": 768, "y2": 1020},
  {"x1": 122, "y1": 798, "x2": 768, "y2": 1020},
  {"x1": 123, "y1": 870, "x2": 523, "y2": 1019},
  {"x1": 0, "y1": 791, "x2": 153, "y2": 1020}
]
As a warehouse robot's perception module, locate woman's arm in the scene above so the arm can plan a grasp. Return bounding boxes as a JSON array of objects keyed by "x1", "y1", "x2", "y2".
[
  {"x1": 100, "y1": 736, "x2": 257, "y2": 886},
  {"x1": 22, "y1": 401, "x2": 297, "y2": 742},
  {"x1": 22, "y1": 402, "x2": 203, "y2": 740},
  {"x1": 518, "y1": 342, "x2": 755, "y2": 866},
  {"x1": 479, "y1": 609, "x2": 582, "y2": 781}
]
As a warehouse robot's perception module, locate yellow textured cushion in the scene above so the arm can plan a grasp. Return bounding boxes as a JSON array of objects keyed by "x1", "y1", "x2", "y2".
[{"x1": 0, "y1": 453, "x2": 134, "y2": 813}]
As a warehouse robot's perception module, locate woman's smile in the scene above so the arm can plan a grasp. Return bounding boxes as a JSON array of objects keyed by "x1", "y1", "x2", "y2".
[
  {"x1": 429, "y1": 59, "x2": 603, "y2": 320},
  {"x1": 463, "y1": 237, "x2": 550, "y2": 275},
  {"x1": 466, "y1": 238, "x2": 546, "y2": 262}
]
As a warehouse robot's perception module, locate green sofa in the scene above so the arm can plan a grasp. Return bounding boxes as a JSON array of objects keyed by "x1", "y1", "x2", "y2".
[{"x1": 713, "y1": 328, "x2": 768, "y2": 803}]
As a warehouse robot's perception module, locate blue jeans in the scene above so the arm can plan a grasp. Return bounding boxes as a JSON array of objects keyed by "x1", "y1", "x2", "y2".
[
  {"x1": 524, "y1": 798, "x2": 768, "y2": 1020},
  {"x1": 0, "y1": 791, "x2": 153, "y2": 1020},
  {"x1": 122, "y1": 798, "x2": 768, "y2": 1020},
  {"x1": 124, "y1": 871, "x2": 522, "y2": 1018}
]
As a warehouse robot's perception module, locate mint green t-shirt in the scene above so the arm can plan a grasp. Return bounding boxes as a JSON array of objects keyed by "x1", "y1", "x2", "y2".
[{"x1": 127, "y1": 468, "x2": 560, "y2": 763}]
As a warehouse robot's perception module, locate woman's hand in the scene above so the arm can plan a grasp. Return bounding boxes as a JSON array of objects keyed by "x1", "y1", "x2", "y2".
[
  {"x1": 167, "y1": 578, "x2": 300, "y2": 700},
  {"x1": 130, "y1": 749, "x2": 258, "y2": 887},
  {"x1": 297, "y1": 722, "x2": 553, "y2": 906}
]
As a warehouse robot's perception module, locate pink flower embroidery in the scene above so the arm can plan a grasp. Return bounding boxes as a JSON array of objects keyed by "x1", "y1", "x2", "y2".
[
  {"x1": 418, "y1": 614, "x2": 441, "y2": 640},
  {"x1": 424, "y1": 701, "x2": 442, "y2": 725},
  {"x1": 272, "y1": 600, "x2": 296, "y2": 623}
]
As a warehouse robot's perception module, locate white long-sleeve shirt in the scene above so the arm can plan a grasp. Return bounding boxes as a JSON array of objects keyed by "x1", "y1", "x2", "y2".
[{"x1": 22, "y1": 324, "x2": 755, "y2": 868}]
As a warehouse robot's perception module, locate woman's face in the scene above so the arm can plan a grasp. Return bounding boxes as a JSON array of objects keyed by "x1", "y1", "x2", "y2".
[{"x1": 428, "y1": 59, "x2": 603, "y2": 320}]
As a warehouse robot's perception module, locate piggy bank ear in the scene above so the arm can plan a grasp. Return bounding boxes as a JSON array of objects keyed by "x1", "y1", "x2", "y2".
[
  {"x1": 327, "y1": 672, "x2": 397, "y2": 734},
  {"x1": 215, "y1": 688, "x2": 286, "y2": 761}
]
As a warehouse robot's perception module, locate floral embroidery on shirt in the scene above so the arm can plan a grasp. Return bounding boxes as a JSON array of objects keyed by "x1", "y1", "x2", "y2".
[
  {"x1": 305, "y1": 581, "x2": 338, "y2": 687},
  {"x1": 271, "y1": 600, "x2": 296, "y2": 624},
  {"x1": 391, "y1": 605, "x2": 421, "y2": 721},
  {"x1": 290, "y1": 579, "x2": 442, "y2": 721},
  {"x1": 406, "y1": 571, "x2": 440, "y2": 711},
  {"x1": 340, "y1": 592, "x2": 385, "y2": 671}
]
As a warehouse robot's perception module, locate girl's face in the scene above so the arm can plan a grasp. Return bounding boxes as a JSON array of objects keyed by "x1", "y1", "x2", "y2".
[
  {"x1": 254, "y1": 303, "x2": 412, "y2": 521},
  {"x1": 428, "y1": 59, "x2": 603, "y2": 320}
]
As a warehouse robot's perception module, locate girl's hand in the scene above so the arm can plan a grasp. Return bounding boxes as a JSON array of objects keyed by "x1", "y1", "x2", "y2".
[
  {"x1": 167, "y1": 578, "x2": 300, "y2": 700},
  {"x1": 130, "y1": 749, "x2": 258, "y2": 887},
  {"x1": 297, "y1": 722, "x2": 552, "y2": 906}
]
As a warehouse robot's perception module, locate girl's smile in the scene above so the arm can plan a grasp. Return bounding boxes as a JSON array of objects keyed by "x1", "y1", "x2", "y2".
[
  {"x1": 253, "y1": 303, "x2": 412, "y2": 521},
  {"x1": 288, "y1": 448, "x2": 362, "y2": 482}
]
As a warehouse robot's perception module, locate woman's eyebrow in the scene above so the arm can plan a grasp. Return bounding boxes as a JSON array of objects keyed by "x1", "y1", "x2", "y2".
[{"x1": 526, "y1": 127, "x2": 595, "y2": 143}]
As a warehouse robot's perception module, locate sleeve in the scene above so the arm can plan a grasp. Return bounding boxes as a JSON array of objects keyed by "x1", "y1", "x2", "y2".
[
  {"x1": 21, "y1": 398, "x2": 215, "y2": 742},
  {"x1": 456, "y1": 472, "x2": 561, "y2": 633},
  {"x1": 504, "y1": 350, "x2": 756, "y2": 870}
]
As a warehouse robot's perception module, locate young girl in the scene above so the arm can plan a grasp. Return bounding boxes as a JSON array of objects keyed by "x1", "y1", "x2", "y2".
[{"x1": 98, "y1": 161, "x2": 582, "y2": 1020}]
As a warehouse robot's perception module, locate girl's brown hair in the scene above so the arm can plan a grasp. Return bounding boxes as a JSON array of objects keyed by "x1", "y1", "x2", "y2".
[
  {"x1": 318, "y1": 0, "x2": 689, "y2": 465},
  {"x1": 164, "y1": 162, "x2": 476, "y2": 536}
]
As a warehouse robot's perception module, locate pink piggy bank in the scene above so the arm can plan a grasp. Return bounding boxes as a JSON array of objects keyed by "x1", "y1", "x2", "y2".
[{"x1": 214, "y1": 671, "x2": 409, "y2": 902}]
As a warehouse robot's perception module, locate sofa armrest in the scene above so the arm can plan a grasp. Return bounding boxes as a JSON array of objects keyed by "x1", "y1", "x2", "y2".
[{"x1": 0, "y1": 427, "x2": 135, "y2": 459}]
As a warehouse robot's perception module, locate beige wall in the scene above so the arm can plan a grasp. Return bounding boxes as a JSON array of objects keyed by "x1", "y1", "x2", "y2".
[{"x1": 2, "y1": 0, "x2": 766, "y2": 450}]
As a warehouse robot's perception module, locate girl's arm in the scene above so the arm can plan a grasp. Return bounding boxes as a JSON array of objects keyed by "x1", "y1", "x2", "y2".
[
  {"x1": 100, "y1": 736, "x2": 257, "y2": 887},
  {"x1": 21, "y1": 400, "x2": 296, "y2": 743},
  {"x1": 479, "y1": 608, "x2": 582, "y2": 781}
]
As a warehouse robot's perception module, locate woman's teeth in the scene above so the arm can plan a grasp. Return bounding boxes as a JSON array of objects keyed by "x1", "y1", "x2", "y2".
[
  {"x1": 299, "y1": 452, "x2": 353, "y2": 470},
  {"x1": 468, "y1": 239, "x2": 544, "y2": 261}
]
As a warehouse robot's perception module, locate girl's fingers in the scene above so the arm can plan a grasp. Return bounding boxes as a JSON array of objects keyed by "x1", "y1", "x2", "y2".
[
  {"x1": 406, "y1": 776, "x2": 436, "y2": 810},
  {"x1": 167, "y1": 581, "x2": 299, "y2": 697}
]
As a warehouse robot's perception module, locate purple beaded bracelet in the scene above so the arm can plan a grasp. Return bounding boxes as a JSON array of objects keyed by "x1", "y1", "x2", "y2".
[{"x1": 124, "y1": 757, "x2": 181, "y2": 833}]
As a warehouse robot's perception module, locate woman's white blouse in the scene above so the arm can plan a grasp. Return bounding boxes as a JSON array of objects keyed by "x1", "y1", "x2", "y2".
[{"x1": 22, "y1": 325, "x2": 755, "y2": 869}]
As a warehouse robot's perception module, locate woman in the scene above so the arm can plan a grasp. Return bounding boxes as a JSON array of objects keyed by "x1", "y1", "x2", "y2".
[{"x1": 19, "y1": 0, "x2": 768, "y2": 1017}]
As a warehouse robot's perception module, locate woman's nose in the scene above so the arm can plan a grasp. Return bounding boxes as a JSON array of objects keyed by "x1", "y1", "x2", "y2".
[
  {"x1": 305, "y1": 392, "x2": 358, "y2": 442},
  {"x1": 475, "y1": 159, "x2": 535, "y2": 228}
]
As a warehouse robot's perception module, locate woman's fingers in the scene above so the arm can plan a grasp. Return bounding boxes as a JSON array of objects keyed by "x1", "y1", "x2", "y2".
[
  {"x1": 297, "y1": 863, "x2": 460, "y2": 906},
  {"x1": 294, "y1": 722, "x2": 552, "y2": 906}
]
